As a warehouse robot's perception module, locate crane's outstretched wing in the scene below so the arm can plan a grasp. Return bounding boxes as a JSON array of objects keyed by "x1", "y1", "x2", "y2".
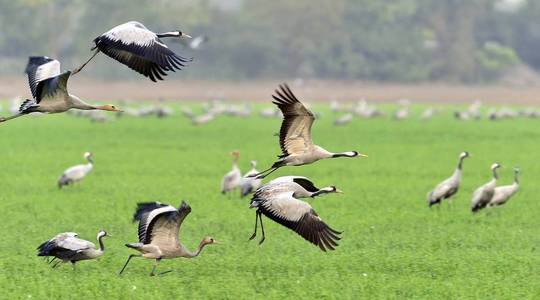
[
  {"x1": 257, "y1": 192, "x2": 341, "y2": 251},
  {"x1": 25, "y1": 56, "x2": 61, "y2": 99},
  {"x1": 33, "y1": 71, "x2": 71, "y2": 104},
  {"x1": 134, "y1": 201, "x2": 191, "y2": 245},
  {"x1": 272, "y1": 84, "x2": 315, "y2": 157},
  {"x1": 93, "y1": 21, "x2": 191, "y2": 82}
]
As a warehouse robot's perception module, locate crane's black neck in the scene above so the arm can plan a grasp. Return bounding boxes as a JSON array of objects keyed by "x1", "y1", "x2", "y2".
[
  {"x1": 332, "y1": 151, "x2": 358, "y2": 158},
  {"x1": 310, "y1": 187, "x2": 335, "y2": 197},
  {"x1": 457, "y1": 156, "x2": 465, "y2": 170},
  {"x1": 514, "y1": 171, "x2": 519, "y2": 184},
  {"x1": 98, "y1": 235, "x2": 105, "y2": 251},
  {"x1": 492, "y1": 168, "x2": 499, "y2": 180},
  {"x1": 157, "y1": 31, "x2": 180, "y2": 38}
]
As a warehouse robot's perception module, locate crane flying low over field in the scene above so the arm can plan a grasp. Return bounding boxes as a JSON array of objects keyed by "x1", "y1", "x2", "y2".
[
  {"x1": 253, "y1": 84, "x2": 367, "y2": 179},
  {"x1": 0, "y1": 57, "x2": 121, "y2": 123},
  {"x1": 119, "y1": 201, "x2": 219, "y2": 276},
  {"x1": 249, "y1": 176, "x2": 342, "y2": 251},
  {"x1": 73, "y1": 21, "x2": 193, "y2": 82}
]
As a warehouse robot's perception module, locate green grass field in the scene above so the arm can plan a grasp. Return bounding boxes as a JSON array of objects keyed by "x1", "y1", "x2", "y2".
[{"x1": 1, "y1": 105, "x2": 539, "y2": 299}]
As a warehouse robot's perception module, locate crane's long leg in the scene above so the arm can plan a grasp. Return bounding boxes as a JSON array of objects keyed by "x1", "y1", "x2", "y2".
[
  {"x1": 248, "y1": 166, "x2": 275, "y2": 178},
  {"x1": 150, "y1": 258, "x2": 161, "y2": 276},
  {"x1": 71, "y1": 262, "x2": 76, "y2": 271},
  {"x1": 118, "y1": 254, "x2": 141, "y2": 275},
  {"x1": 249, "y1": 211, "x2": 259, "y2": 241},
  {"x1": 52, "y1": 260, "x2": 62, "y2": 269},
  {"x1": 258, "y1": 212, "x2": 265, "y2": 245},
  {"x1": 0, "y1": 113, "x2": 25, "y2": 123},
  {"x1": 72, "y1": 49, "x2": 100, "y2": 76},
  {"x1": 253, "y1": 167, "x2": 279, "y2": 179}
]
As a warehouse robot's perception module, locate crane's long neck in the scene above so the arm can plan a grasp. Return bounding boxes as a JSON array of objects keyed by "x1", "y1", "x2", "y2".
[
  {"x1": 70, "y1": 95, "x2": 96, "y2": 110},
  {"x1": 87, "y1": 157, "x2": 94, "y2": 165},
  {"x1": 184, "y1": 239, "x2": 208, "y2": 258},
  {"x1": 157, "y1": 31, "x2": 180, "y2": 38},
  {"x1": 457, "y1": 156, "x2": 466, "y2": 170},
  {"x1": 492, "y1": 168, "x2": 499, "y2": 180},
  {"x1": 331, "y1": 151, "x2": 358, "y2": 158},
  {"x1": 310, "y1": 186, "x2": 335, "y2": 197},
  {"x1": 97, "y1": 235, "x2": 105, "y2": 252},
  {"x1": 514, "y1": 171, "x2": 519, "y2": 185}
]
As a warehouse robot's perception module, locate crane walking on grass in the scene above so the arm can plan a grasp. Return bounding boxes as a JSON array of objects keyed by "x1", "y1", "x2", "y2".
[
  {"x1": 73, "y1": 21, "x2": 192, "y2": 81},
  {"x1": 58, "y1": 152, "x2": 94, "y2": 188},
  {"x1": 471, "y1": 163, "x2": 501, "y2": 213},
  {"x1": 37, "y1": 230, "x2": 109, "y2": 269},
  {"x1": 427, "y1": 151, "x2": 470, "y2": 207},
  {"x1": 249, "y1": 177, "x2": 342, "y2": 251},
  {"x1": 0, "y1": 56, "x2": 121, "y2": 123},
  {"x1": 119, "y1": 201, "x2": 219, "y2": 276},
  {"x1": 488, "y1": 167, "x2": 520, "y2": 207},
  {"x1": 253, "y1": 84, "x2": 367, "y2": 179}
]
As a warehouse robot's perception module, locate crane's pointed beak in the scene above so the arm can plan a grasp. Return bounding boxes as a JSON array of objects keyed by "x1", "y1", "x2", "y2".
[
  {"x1": 213, "y1": 240, "x2": 222, "y2": 245},
  {"x1": 335, "y1": 189, "x2": 343, "y2": 194},
  {"x1": 182, "y1": 33, "x2": 192, "y2": 39},
  {"x1": 358, "y1": 153, "x2": 368, "y2": 157}
]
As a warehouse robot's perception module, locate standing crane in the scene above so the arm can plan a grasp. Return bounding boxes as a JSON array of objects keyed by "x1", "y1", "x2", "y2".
[
  {"x1": 249, "y1": 177, "x2": 342, "y2": 251},
  {"x1": 119, "y1": 201, "x2": 219, "y2": 276},
  {"x1": 58, "y1": 152, "x2": 94, "y2": 188},
  {"x1": 427, "y1": 151, "x2": 470, "y2": 207},
  {"x1": 221, "y1": 151, "x2": 241, "y2": 195},
  {"x1": 253, "y1": 84, "x2": 367, "y2": 179},
  {"x1": 488, "y1": 167, "x2": 520, "y2": 207},
  {"x1": 73, "y1": 21, "x2": 192, "y2": 81},
  {"x1": 471, "y1": 163, "x2": 501, "y2": 213},
  {"x1": 37, "y1": 230, "x2": 109, "y2": 269},
  {"x1": 240, "y1": 160, "x2": 262, "y2": 197},
  {"x1": 0, "y1": 57, "x2": 121, "y2": 123}
]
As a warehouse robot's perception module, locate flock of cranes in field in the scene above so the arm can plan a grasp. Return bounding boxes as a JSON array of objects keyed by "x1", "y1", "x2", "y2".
[
  {"x1": 427, "y1": 152, "x2": 520, "y2": 212},
  {"x1": 1, "y1": 20, "x2": 524, "y2": 276}
]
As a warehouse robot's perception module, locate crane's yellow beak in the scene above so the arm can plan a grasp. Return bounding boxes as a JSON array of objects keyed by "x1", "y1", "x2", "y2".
[
  {"x1": 358, "y1": 153, "x2": 368, "y2": 157},
  {"x1": 213, "y1": 240, "x2": 222, "y2": 245},
  {"x1": 335, "y1": 189, "x2": 343, "y2": 194}
]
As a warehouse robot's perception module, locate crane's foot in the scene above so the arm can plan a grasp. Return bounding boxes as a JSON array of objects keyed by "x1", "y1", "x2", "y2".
[
  {"x1": 258, "y1": 237, "x2": 265, "y2": 245},
  {"x1": 249, "y1": 233, "x2": 257, "y2": 241}
]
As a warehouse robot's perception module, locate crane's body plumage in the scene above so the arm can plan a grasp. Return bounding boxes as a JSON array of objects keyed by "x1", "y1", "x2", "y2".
[
  {"x1": 427, "y1": 152, "x2": 469, "y2": 207},
  {"x1": 255, "y1": 84, "x2": 364, "y2": 178},
  {"x1": 120, "y1": 201, "x2": 217, "y2": 276},
  {"x1": 471, "y1": 163, "x2": 501, "y2": 213},
  {"x1": 249, "y1": 178, "x2": 342, "y2": 251},
  {"x1": 489, "y1": 168, "x2": 519, "y2": 207}
]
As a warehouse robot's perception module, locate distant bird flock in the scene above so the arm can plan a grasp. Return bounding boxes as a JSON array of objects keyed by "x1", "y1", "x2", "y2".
[{"x1": 0, "y1": 21, "x2": 525, "y2": 275}]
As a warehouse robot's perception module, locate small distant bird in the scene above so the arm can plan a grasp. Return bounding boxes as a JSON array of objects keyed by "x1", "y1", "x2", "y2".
[
  {"x1": 58, "y1": 152, "x2": 94, "y2": 188},
  {"x1": 254, "y1": 84, "x2": 366, "y2": 178},
  {"x1": 489, "y1": 167, "x2": 520, "y2": 207},
  {"x1": 249, "y1": 177, "x2": 342, "y2": 251},
  {"x1": 471, "y1": 163, "x2": 502, "y2": 213},
  {"x1": 73, "y1": 21, "x2": 192, "y2": 81},
  {"x1": 427, "y1": 151, "x2": 470, "y2": 207},
  {"x1": 37, "y1": 230, "x2": 109, "y2": 269},
  {"x1": 119, "y1": 201, "x2": 219, "y2": 276},
  {"x1": 333, "y1": 113, "x2": 353, "y2": 126},
  {"x1": 190, "y1": 112, "x2": 216, "y2": 126},
  {"x1": 0, "y1": 57, "x2": 121, "y2": 123},
  {"x1": 240, "y1": 160, "x2": 262, "y2": 197},
  {"x1": 221, "y1": 151, "x2": 241, "y2": 195},
  {"x1": 420, "y1": 107, "x2": 437, "y2": 120}
]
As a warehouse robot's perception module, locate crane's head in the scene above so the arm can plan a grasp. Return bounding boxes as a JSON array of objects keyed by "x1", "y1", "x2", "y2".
[
  {"x1": 231, "y1": 150, "x2": 240, "y2": 159},
  {"x1": 202, "y1": 236, "x2": 220, "y2": 245},
  {"x1": 460, "y1": 151, "x2": 470, "y2": 159},
  {"x1": 97, "y1": 230, "x2": 110, "y2": 239},
  {"x1": 250, "y1": 160, "x2": 257, "y2": 168},
  {"x1": 491, "y1": 163, "x2": 502, "y2": 170},
  {"x1": 97, "y1": 104, "x2": 123, "y2": 112},
  {"x1": 311, "y1": 186, "x2": 343, "y2": 197},
  {"x1": 177, "y1": 31, "x2": 192, "y2": 39},
  {"x1": 84, "y1": 152, "x2": 93, "y2": 159},
  {"x1": 513, "y1": 167, "x2": 520, "y2": 174}
]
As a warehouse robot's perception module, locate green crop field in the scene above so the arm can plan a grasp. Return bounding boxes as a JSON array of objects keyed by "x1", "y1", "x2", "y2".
[{"x1": 1, "y1": 104, "x2": 539, "y2": 299}]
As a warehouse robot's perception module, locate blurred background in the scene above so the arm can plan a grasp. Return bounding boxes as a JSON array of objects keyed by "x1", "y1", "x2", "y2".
[{"x1": 0, "y1": 0, "x2": 539, "y2": 102}]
